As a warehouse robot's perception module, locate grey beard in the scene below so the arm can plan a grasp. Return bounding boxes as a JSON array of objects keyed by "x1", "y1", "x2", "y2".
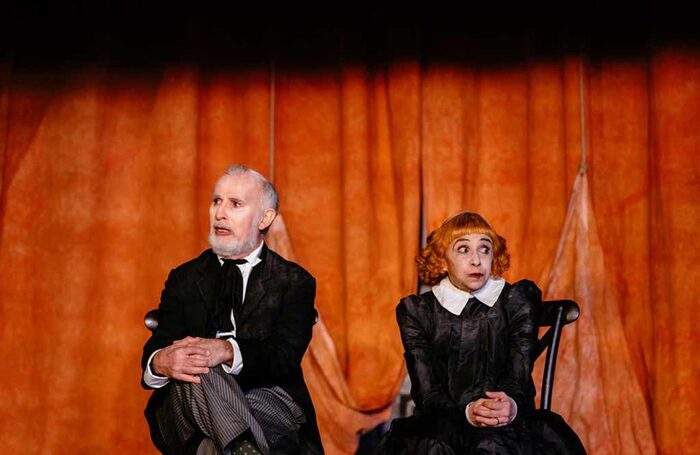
[{"x1": 208, "y1": 231, "x2": 259, "y2": 258}]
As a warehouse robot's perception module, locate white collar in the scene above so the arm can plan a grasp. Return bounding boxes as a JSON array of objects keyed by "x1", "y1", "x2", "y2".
[
  {"x1": 431, "y1": 276, "x2": 506, "y2": 315},
  {"x1": 217, "y1": 241, "x2": 264, "y2": 267}
]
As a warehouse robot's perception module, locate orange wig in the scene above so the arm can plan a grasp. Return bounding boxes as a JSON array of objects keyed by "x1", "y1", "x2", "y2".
[{"x1": 416, "y1": 212, "x2": 510, "y2": 285}]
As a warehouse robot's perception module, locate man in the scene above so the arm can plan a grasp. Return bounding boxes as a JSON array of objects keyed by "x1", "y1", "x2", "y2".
[{"x1": 142, "y1": 165, "x2": 323, "y2": 455}]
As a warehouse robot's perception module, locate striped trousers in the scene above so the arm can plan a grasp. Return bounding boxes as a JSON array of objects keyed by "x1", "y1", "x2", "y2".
[{"x1": 153, "y1": 367, "x2": 306, "y2": 455}]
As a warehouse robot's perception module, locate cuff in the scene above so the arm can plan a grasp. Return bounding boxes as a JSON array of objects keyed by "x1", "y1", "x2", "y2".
[
  {"x1": 221, "y1": 338, "x2": 244, "y2": 375},
  {"x1": 507, "y1": 397, "x2": 518, "y2": 424},
  {"x1": 465, "y1": 401, "x2": 478, "y2": 426},
  {"x1": 143, "y1": 349, "x2": 170, "y2": 388}
]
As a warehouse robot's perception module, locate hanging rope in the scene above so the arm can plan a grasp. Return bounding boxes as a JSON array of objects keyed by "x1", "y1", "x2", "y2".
[
  {"x1": 578, "y1": 59, "x2": 588, "y2": 175},
  {"x1": 268, "y1": 60, "x2": 276, "y2": 184}
]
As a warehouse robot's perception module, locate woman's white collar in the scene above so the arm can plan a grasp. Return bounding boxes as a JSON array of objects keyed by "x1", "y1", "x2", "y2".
[{"x1": 432, "y1": 276, "x2": 506, "y2": 315}]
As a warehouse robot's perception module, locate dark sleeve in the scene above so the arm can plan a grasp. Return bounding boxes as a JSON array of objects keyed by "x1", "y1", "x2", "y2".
[
  {"x1": 498, "y1": 280, "x2": 541, "y2": 413},
  {"x1": 235, "y1": 271, "x2": 317, "y2": 385},
  {"x1": 397, "y1": 296, "x2": 463, "y2": 422},
  {"x1": 141, "y1": 268, "x2": 189, "y2": 388}
]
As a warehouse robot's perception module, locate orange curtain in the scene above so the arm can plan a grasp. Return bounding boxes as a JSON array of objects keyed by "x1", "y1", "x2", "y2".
[{"x1": 1, "y1": 47, "x2": 698, "y2": 455}]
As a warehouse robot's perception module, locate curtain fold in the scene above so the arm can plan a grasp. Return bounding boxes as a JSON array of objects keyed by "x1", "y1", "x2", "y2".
[
  {"x1": 267, "y1": 215, "x2": 398, "y2": 454},
  {"x1": 273, "y1": 63, "x2": 421, "y2": 451},
  {"x1": 535, "y1": 172, "x2": 656, "y2": 454}
]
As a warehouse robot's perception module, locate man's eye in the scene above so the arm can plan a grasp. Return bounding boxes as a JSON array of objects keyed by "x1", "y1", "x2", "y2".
[{"x1": 212, "y1": 198, "x2": 221, "y2": 204}]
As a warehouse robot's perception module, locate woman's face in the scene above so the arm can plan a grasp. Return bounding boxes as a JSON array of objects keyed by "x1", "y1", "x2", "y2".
[{"x1": 444, "y1": 233, "x2": 494, "y2": 292}]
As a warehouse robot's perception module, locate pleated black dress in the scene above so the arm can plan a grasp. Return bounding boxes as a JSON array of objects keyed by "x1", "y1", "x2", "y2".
[{"x1": 378, "y1": 280, "x2": 586, "y2": 455}]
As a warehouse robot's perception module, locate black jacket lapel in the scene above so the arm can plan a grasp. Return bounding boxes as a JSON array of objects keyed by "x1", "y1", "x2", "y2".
[
  {"x1": 196, "y1": 250, "x2": 221, "y2": 320},
  {"x1": 238, "y1": 244, "x2": 273, "y2": 326}
]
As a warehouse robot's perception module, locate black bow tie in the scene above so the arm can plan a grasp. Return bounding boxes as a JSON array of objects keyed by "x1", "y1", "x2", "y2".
[
  {"x1": 223, "y1": 258, "x2": 247, "y2": 266},
  {"x1": 210, "y1": 259, "x2": 247, "y2": 336}
]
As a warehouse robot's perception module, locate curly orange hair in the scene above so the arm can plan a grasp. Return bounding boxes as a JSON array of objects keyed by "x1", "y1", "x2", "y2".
[{"x1": 416, "y1": 212, "x2": 510, "y2": 286}]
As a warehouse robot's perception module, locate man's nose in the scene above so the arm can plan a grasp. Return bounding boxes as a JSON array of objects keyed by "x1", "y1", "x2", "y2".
[{"x1": 214, "y1": 204, "x2": 226, "y2": 220}]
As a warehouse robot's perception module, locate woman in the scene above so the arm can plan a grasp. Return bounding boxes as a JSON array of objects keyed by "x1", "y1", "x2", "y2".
[{"x1": 380, "y1": 212, "x2": 585, "y2": 454}]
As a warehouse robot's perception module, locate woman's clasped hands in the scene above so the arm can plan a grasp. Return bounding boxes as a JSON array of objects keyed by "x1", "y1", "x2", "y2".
[{"x1": 466, "y1": 391, "x2": 516, "y2": 428}]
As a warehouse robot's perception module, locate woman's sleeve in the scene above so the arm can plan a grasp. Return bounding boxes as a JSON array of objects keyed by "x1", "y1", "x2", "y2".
[
  {"x1": 499, "y1": 280, "x2": 541, "y2": 413},
  {"x1": 397, "y1": 297, "x2": 463, "y2": 422}
]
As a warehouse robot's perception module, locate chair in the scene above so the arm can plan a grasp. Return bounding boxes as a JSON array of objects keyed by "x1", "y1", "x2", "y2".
[{"x1": 535, "y1": 299, "x2": 579, "y2": 410}]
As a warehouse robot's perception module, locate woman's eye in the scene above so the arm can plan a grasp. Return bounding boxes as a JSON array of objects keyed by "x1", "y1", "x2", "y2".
[
  {"x1": 457, "y1": 246, "x2": 468, "y2": 253},
  {"x1": 479, "y1": 246, "x2": 490, "y2": 254}
]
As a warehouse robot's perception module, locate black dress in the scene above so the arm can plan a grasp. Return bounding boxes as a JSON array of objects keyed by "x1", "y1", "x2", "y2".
[{"x1": 378, "y1": 280, "x2": 585, "y2": 455}]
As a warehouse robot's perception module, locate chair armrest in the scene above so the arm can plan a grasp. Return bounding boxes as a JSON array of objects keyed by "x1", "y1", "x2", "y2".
[
  {"x1": 540, "y1": 299, "x2": 579, "y2": 326},
  {"x1": 144, "y1": 309, "x2": 160, "y2": 332}
]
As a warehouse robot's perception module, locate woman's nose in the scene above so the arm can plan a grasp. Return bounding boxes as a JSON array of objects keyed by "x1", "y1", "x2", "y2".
[{"x1": 470, "y1": 252, "x2": 480, "y2": 265}]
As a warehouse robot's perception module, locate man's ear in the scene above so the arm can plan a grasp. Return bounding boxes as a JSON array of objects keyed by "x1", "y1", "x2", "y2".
[{"x1": 259, "y1": 208, "x2": 277, "y2": 231}]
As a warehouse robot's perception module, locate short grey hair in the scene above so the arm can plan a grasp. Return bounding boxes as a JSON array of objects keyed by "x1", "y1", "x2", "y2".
[{"x1": 225, "y1": 164, "x2": 279, "y2": 211}]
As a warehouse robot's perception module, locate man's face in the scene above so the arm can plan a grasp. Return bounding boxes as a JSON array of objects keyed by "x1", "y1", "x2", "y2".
[
  {"x1": 444, "y1": 233, "x2": 494, "y2": 292},
  {"x1": 208, "y1": 173, "x2": 268, "y2": 259}
]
